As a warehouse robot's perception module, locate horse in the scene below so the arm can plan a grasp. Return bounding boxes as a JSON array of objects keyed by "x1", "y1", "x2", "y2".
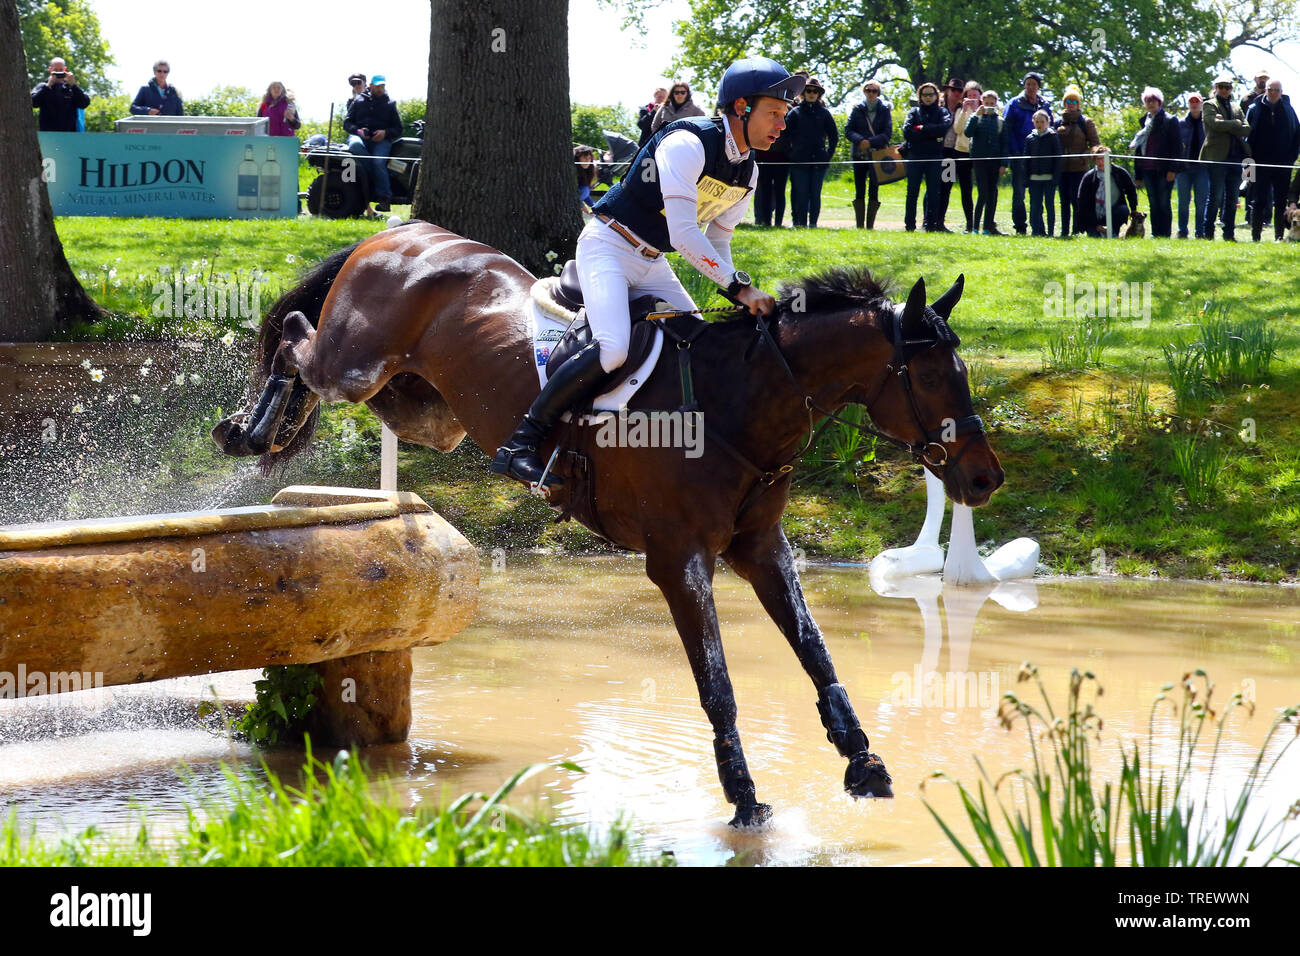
[{"x1": 213, "y1": 221, "x2": 1004, "y2": 827}]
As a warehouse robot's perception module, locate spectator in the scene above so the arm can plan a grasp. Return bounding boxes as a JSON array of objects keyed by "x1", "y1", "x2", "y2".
[
  {"x1": 948, "y1": 81, "x2": 982, "y2": 231},
  {"x1": 346, "y1": 73, "x2": 367, "y2": 114},
  {"x1": 1202, "y1": 75, "x2": 1252, "y2": 241},
  {"x1": 1245, "y1": 79, "x2": 1300, "y2": 241},
  {"x1": 1131, "y1": 87, "x2": 1183, "y2": 237},
  {"x1": 903, "y1": 81, "x2": 951, "y2": 232},
  {"x1": 344, "y1": 74, "x2": 403, "y2": 214},
  {"x1": 1025, "y1": 109, "x2": 1062, "y2": 236},
  {"x1": 965, "y1": 90, "x2": 1009, "y2": 234},
  {"x1": 1176, "y1": 92, "x2": 1209, "y2": 238},
  {"x1": 258, "y1": 82, "x2": 301, "y2": 137},
  {"x1": 30, "y1": 57, "x2": 90, "y2": 132},
  {"x1": 786, "y1": 77, "x2": 838, "y2": 228},
  {"x1": 1288, "y1": 161, "x2": 1300, "y2": 225},
  {"x1": 754, "y1": 121, "x2": 791, "y2": 227},
  {"x1": 1076, "y1": 146, "x2": 1139, "y2": 236},
  {"x1": 1241, "y1": 71, "x2": 1270, "y2": 224},
  {"x1": 130, "y1": 60, "x2": 183, "y2": 115},
  {"x1": 637, "y1": 86, "x2": 668, "y2": 147},
  {"x1": 1053, "y1": 85, "x2": 1100, "y2": 236},
  {"x1": 845, "y1": 79, "x2": 892, "y2": 229},
  {"x1": 651, "y1": 80, "x2": 705, "y2": 134},
  {"x1": 932, "y1": 77, "x2": 975, "y2": 232},
  {"x1": 574, "y1": 145, "x2": 598, "y2": 214},
  {"x1": 1004, "y1": 72, "x2": 1052, "y2": 234},
  {"x1": 1241, "y1": 70, "x2": 1269, "y2": 114}
]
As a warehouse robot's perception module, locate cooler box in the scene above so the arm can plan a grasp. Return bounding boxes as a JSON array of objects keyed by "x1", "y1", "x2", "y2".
[{"x1": 113, "y1": 116, "x2": 269, "y2": 136}]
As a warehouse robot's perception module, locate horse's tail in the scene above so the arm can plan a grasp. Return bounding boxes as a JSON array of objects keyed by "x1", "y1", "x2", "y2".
[{"x1": 250, "y1": 241, "x2": 361, "y2": 473}]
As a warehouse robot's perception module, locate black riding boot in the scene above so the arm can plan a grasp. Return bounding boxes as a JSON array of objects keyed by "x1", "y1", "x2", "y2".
[{"x1": 490, "y1": 342, "x2": 607, "y2": 489}]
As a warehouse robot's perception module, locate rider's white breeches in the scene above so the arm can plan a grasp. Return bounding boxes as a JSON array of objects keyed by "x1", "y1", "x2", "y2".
[{"x1": 576, "y1": 220, "x2": 698, "y2": 373}]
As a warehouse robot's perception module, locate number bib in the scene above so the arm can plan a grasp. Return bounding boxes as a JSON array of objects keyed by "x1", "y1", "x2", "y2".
[{"x1": 691, "y1": 175, "x2": 753, "y2": 228}]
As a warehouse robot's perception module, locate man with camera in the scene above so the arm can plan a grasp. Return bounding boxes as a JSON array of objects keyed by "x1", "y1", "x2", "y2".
[{"x1": 31, "y1": 58, "x2": 90, "y2": 132}]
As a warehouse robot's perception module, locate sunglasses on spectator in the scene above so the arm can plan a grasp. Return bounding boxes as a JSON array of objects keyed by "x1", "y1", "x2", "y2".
[
  {"x1": 672, "y1": 89, "x2": 687, "y2": 94},
  {"x1": 155, "y1": 69, "x2": 169, "y2": 74}
]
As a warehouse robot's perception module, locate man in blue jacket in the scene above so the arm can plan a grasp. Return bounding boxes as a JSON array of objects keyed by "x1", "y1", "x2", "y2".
[
  {"x1": 1003, "y1": 72, "x2": 1052, "y2": 234},
  {"x1": 130, "y1": 60, "x2": 183, "y2": 115},
  {"x1": 1246, "y1": 79, "x2": 1300, "y2": 241},
  {"x1": 345, "y1": 74, "x2": 404, "y2": 213}
]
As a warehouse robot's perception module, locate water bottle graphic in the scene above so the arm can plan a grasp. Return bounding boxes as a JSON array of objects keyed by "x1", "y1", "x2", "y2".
[
  {"x1": 237, "y1": 145, "x2": 259, "y2": 210},
  {"x1": 258, "y1": 146, "x2": 280, "y2": 211}
]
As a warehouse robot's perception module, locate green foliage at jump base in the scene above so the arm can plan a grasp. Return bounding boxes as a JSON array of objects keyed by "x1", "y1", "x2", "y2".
[{"x1": 1, "y1": 746, "x2": 663, "y2": 867}]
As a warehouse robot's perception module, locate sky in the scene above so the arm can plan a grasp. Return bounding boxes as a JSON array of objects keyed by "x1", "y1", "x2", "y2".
[
  {"x1": 89, "y1": 0, "x2": 690, "y2": 123},
  {"x1": 86, "y1": 0, "x2": 1298, "y2": 121}
]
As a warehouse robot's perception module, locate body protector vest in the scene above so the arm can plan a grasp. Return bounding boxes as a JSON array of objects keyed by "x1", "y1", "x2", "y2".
[{"x1": 593, "y1": 116, "x2": 755, "y2": 252}]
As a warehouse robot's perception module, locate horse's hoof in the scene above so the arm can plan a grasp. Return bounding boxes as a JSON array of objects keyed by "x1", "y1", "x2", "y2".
[
  {"x1": 845, "y1": 751, "x2": 894, "y2": 798},
  {"x1": 728, "y1": 802, "x2": 773, "y2": 829}
]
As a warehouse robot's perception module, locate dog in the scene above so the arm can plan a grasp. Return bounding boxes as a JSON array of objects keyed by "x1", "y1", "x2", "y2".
[
  {"x1": 1286, "y1": 205, "x2": 1300, "y2": 242},
  {"x1": 1121, "y1": 210, "x2": 1147, "y2": 239}
]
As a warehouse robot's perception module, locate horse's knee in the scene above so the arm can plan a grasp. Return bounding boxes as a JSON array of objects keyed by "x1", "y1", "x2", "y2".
[{"x1": 272, "y1": 311, "x2": 314, "y2": 376}]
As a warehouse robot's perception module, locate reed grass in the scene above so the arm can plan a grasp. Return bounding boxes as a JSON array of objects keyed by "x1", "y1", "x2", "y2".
[
  {"x1": 1169, "y1": 434, "x2": 1229, "y2": 508},
  {"x1": 923, "y1": 665, "x2": 1300, "y2": 867}
]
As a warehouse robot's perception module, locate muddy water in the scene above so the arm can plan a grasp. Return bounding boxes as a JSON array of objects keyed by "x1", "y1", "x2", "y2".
[{"x1": 3, "y1": 556, "x2": 1298, "y2": 865}]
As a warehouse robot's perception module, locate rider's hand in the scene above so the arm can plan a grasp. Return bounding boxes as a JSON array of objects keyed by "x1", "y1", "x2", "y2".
[
  {"x1": 736, "y1": 284, "x2": 776, "y2": 317},
  {"x1": 372, "y1": 129, "x2": 386, "y2": 142}
]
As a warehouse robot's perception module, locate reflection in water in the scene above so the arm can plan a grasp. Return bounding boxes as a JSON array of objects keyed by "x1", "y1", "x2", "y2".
[{"x1": 2, "y1": 556, "x2": 1297, "y2": 866}]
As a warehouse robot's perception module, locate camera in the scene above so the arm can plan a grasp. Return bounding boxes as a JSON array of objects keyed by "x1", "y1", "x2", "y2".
[{"x1": 51, "y1": 71, "x2": 67, "y2": 78}]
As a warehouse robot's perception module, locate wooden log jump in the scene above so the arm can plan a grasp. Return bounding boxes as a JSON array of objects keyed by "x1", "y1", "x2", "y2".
[{"x1": 0, "y1": 486, "x2": 479, "y2": 745}]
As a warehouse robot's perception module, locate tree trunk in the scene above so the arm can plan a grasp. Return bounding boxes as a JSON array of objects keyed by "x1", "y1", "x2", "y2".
[
  {"x1": 0, "y1": 0, "x2": 101, "y2": 341},
  {"x1": 414, "y1": 0, "x2": 583, "y2": 278}
]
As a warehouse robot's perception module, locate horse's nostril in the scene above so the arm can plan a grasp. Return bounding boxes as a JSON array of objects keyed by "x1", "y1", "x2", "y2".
[{"x1": 973, "y1": 473, "x2": 992, "y2": 491}]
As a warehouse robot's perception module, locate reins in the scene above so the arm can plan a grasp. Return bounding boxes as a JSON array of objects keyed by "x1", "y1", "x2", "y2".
[{"x1": 644, "y1": 297, "x2": 986, "y2": 517}]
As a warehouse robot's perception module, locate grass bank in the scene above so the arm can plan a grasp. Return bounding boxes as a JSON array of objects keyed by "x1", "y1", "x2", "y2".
[{"x1": 52, "y1": 216, "x2": 1300, "y2": 582}]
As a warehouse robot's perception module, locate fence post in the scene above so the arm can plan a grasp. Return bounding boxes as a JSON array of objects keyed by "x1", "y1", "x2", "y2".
[
  {"x1": 1104, "y1": 151, "x2": 1114, "y2": 238},
  {"x1": 381, "y1": 424, "x2": 397, "y2": 491}
]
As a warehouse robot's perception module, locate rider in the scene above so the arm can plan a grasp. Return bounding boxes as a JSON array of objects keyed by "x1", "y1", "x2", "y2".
[{"x1": 491, "y1": 57, "x2": 804, "y2": 489}]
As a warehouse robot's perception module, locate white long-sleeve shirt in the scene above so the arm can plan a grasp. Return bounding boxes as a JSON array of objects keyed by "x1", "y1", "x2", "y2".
[{"x1": 653, "y1": 125, "x2": 758, "y2": 287}]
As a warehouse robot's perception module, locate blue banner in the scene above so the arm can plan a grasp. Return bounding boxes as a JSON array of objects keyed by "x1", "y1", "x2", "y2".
[{"x1": 39, "y1": 132, "x2": 299, "y2": 219}]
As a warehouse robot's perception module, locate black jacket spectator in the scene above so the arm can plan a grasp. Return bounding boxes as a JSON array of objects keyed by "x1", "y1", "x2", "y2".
[
  {"x1": 1076, "y1": 163, "x2": 1139, "y2": 234},
  {"x1": 345, "y1": 91, "x2": 402, "y2": 141},
  {"x1": 1134, "y1": 108, "x2": 1184, "y2": 180},
  {"x1": 1024, "y1": 128, "x2": 1062, "y2": 180},
  {"x1": 130, "y1": 80, "x2": 183, "y2": 115},
  {"x1": 846, "y1": 99, "x2": 892, "y2": 153},
  {"x1": 903, "y1": 101, "x2": 952, "y2": 160},
  {"x1": 786, "y1": 98, "x2": 839, "y2": 163},
  {"x1": 1245, "y1": 94, "x2": 1300, "y2": 167},
  {"x1": 1179, "y1": 112, "x2": 1205, "y2": 161},
  {"x1": 31, "y1": 79, "x2": 90, "y2": 131},
  {"x1": 637, "y1": 103, "x2": 656, "y2": 147}
]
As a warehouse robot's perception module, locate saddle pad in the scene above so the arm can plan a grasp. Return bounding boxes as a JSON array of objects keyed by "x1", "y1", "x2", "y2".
[{"x1": 528, "y1": 295, "x2": 662, "y2": 412}]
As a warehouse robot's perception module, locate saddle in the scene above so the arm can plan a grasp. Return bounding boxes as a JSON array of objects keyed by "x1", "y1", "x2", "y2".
[{"x1": 544, "y1": 260, "x2": 663, "y2": 392}]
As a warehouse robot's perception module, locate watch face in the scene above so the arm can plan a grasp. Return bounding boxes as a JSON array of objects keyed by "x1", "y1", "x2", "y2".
[{"x1": 734, "y1": 271, "x2": 751, "y2": 285}]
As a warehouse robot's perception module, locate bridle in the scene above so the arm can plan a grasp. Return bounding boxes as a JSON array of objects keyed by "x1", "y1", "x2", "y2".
[{"x1": 648, "y1": 298, "x2": 986, "y2": 517}]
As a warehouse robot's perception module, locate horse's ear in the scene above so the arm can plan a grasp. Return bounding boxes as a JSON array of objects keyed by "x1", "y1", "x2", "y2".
[
  {"x1": 900, "y1": 277, "x2": 927, "y2": 337},
  {"x1": 931, "y1": 273, "x2": 965, "y2": 321}
]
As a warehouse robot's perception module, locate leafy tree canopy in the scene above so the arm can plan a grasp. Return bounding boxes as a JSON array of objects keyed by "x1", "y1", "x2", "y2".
[
  {"x1": 20, "y1": 0, "x2": 117, "y2": 95},
  {"x1": 615, "y1": 0, "x2": 1296, "y2": 110}
]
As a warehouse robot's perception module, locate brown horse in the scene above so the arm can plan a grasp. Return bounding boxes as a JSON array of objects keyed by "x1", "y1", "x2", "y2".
[{"x1": 213, "y1": 221, "x2": 1003, "y2": 827}]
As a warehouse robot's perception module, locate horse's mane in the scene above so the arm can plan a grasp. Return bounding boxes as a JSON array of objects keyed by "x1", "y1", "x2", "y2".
[
  {"x1": 761, "y1": 265, "x2": 959, "y2": 349},
  {"x1": 774, "y1": 265, "x2": 896, "y2": 316}
]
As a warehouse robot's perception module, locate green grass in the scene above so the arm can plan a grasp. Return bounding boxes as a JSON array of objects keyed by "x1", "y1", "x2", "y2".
[
  {"x1": 50, "y1": 215, "x2": 1300, "y2": 582},
  {"x1": 922, "y1": 665, "x2": 1300, "y2": 866},
  {"x1": 1, "y1": 744, "x2": 661, "y2": 867}
]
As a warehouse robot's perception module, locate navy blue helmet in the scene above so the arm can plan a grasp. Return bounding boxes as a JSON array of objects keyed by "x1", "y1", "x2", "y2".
[{"x1": 716, "y1": 57, "x2": 806, "y2": 113}]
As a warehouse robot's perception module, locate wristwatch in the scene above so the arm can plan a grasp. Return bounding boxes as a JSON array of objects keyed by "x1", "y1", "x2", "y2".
[{"x1": 726, "y1": 270, "x2": 752, "y2": 298}]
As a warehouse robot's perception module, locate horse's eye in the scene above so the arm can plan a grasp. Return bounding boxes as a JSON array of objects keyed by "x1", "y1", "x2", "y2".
[{"x1": 918, "y1": 372, "x2": 941, "y2": 388}]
